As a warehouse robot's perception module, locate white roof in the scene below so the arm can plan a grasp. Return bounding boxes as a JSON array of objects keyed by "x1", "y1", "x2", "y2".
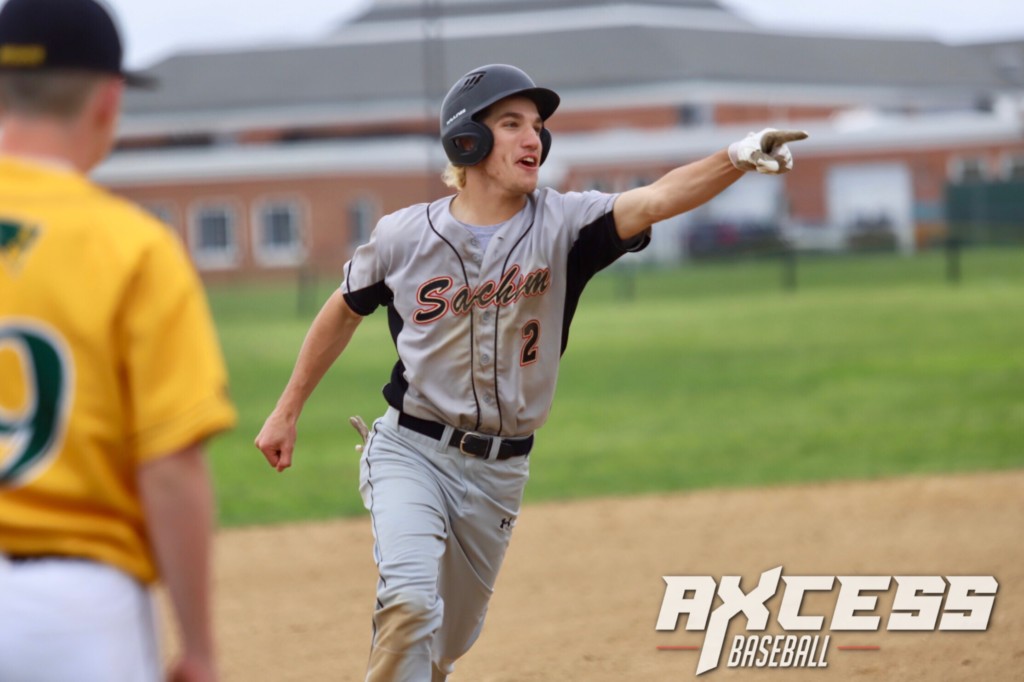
[{"x1": 95, "y1": 109, "x2": 1024, "y2": 188}]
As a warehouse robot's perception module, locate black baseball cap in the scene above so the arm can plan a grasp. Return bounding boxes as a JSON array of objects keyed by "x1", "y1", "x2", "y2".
[{"x1": 0, "y1": 0, "x2": 155, "y2": 88}]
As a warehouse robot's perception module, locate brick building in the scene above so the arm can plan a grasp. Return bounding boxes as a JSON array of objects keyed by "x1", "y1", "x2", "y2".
[{"x1": 92, "y1": 0, "x2": 1024, "y2": 279}]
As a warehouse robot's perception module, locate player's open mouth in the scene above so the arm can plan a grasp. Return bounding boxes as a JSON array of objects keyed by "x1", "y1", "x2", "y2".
[{"x1": 517, "y1": 156, "x2": 538, "y2": 170}]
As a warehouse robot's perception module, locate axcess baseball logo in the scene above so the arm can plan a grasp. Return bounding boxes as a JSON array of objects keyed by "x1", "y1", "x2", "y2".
[{"x1": 655, "y1": 566, "x2": 998, "y2": 675}]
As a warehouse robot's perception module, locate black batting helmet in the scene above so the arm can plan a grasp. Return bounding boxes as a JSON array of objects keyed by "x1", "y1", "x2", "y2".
[{"x1": 440, "y1": 64, "x2": 560, "y2": 167}]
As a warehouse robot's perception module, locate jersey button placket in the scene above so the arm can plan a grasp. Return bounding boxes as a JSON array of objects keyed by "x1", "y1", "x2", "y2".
[{"x1": 475, "y1": 320, "x2": 494, "y2": 419}]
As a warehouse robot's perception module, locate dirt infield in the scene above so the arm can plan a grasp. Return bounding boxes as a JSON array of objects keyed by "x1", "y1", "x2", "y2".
[{"x1": 161, "y1": 470, "x2": 1024, "y2": 680}]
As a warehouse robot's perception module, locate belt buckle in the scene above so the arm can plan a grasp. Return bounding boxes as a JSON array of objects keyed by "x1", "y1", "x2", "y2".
[{"x1": 459, "y1": 432, "x2": 491, "y2": 458}]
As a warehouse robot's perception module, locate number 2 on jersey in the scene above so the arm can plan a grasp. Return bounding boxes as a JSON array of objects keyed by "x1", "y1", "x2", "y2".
[
  {"x1": 520, "y1": 320, "x2": 541, "y2": 366},
  {"x1": 0, "y1": 324, "x2": 72, "y2": 487}
]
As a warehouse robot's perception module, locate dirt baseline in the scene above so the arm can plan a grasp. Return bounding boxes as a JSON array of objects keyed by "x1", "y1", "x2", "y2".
[{"x1": 161, "y1": 470, "x2": 1024, "y2": 681}]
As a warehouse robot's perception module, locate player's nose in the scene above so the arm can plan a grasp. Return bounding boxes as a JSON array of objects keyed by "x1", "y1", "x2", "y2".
[{"x1": 523, "y1": 128, "x2": 541, "y2": 149}]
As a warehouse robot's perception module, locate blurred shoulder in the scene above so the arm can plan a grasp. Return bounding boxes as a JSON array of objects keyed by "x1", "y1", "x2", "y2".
[
  {"x1": 374, "y1": 201, "x2": 435, "y2": 241},
  {"x1": 81, "y1": 183, "x2": 193, "y2": 273}
]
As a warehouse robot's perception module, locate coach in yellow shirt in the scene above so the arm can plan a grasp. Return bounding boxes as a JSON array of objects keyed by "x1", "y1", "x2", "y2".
[{"x1": 0, "y1": 1, "x2": 236, "y2": 681}]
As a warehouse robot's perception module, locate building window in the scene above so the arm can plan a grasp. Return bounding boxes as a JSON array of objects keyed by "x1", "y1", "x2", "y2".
[
  {"x1": 253, "y1": 199, "x2": 306, "y2": 267},
  {"x1": 189, "y1": 203, "x2": 238, "y2": 270},
  {"x1": 348, "y1": 198, "x2": 377, "y2": 250},
  {"x1": 1002, "y1": 155, "x2": 1024, "y2": 181},
  {"x1": 678, "y1": 103, "x2": 711, "y2": 127},
  {"x1": 949, "y1": 157, "x2": 987, "y2": 184}
]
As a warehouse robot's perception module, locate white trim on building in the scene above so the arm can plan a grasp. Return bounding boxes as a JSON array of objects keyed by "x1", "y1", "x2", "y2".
[{"x1": 97, "y1": 110, "x2": 1024, "y2": 189}]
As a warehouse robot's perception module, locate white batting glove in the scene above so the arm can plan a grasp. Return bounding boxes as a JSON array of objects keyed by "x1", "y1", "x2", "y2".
[{"x1": 728, "y1": 128, "x2": 808, "y2": 174}]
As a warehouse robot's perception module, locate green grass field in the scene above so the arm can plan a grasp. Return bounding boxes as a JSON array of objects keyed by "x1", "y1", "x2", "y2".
[{"x1": 207, "y1": 248, "x2": 1024, "y2": 527}]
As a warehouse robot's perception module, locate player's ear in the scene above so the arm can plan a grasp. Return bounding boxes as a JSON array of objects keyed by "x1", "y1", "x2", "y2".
[
  {"x1": 92, "y1": 78, "x2": 123, "y2": 130},
  {"x1": 80, "y1": 78, "x2": 123, "y2": 171},
  {"x1": 78, "y1": 77, "x2": 120, "y2": 136}
]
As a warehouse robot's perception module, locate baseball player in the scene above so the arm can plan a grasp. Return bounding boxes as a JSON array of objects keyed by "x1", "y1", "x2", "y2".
[
  {"x1": 255, "y1": 64, "x2": 805, "y2": 681},
  {"x1": 0, "y1": 1, "x2": 236, "y2": 681}
]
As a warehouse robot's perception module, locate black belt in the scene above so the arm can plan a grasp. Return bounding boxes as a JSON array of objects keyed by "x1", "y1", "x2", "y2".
[{"x1": 398, "y1": 412, "x2": 533, "y2": 460}]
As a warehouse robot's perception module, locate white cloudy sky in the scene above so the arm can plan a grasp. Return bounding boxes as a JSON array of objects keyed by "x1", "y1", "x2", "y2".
[{"x1": 102, "y1": 0, "x2": 1024, "y2": 69}]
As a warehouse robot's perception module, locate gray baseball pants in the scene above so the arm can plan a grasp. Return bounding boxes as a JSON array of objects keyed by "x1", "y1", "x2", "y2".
[{"x1": 359, "y1": 407, "x2": 530, "y2": 681}]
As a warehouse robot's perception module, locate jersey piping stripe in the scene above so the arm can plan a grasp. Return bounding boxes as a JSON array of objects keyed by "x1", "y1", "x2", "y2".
[
  {"x1": 343, "y1": 258, "x2": 354, "y2": 297},
  {"x1": 426, "y1": 200, "x2": 482, "y2": 432},
  {"x1": 493, "y1": 194, "x2": 538, "y2": 436}
]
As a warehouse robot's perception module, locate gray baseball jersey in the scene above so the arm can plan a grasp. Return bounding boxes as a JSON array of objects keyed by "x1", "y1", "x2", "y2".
[{"x1": 342, "y1": 188, "x2": 649, "y2": 437}]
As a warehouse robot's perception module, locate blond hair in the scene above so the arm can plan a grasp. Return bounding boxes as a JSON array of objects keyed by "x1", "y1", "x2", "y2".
[
  {"x1": 0, "y1": 71, "x2": 104, "y2": 120},
  {"x1": 441, "y1": 162, "x2": 467, "y2": 191}
]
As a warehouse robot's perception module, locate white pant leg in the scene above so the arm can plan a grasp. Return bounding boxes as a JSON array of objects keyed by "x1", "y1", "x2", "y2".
[
  {"x1": 360, "y1": 420, "x2": 452, "y2": 682},
  {"x1": 433, "y1": 450, "x2": 530, "y2": 676},
  {"x1": 360, "y1": 410, "x2": 531, "y2": 681},
  {"x1": 0, "y1": 556, "x2": 161, "y2": 682}
]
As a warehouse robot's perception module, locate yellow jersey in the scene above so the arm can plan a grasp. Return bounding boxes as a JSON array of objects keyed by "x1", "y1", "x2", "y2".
[{"x1": 0, "y1": 157, "x2": 236, "y2": 583}]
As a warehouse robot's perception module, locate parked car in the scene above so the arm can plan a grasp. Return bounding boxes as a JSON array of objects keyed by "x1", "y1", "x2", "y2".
[
  {"x1": 846, "y1": 214, "x2": 899, "y2": 252},
  {"x1": 686, "y1": 221, "x2": 787, "y2": 259}
]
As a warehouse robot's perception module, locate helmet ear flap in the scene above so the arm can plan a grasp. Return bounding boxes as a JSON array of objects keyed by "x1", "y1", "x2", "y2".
[
  {"x1": 539, "y1": 127, "x2": 553, "y2": 166},
  {"x1": 443, "y1": 120, "x2": 551, "y2": 167},
  {"x1": 443, "y1": 120, "x2": 494, "y2": 166}
]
